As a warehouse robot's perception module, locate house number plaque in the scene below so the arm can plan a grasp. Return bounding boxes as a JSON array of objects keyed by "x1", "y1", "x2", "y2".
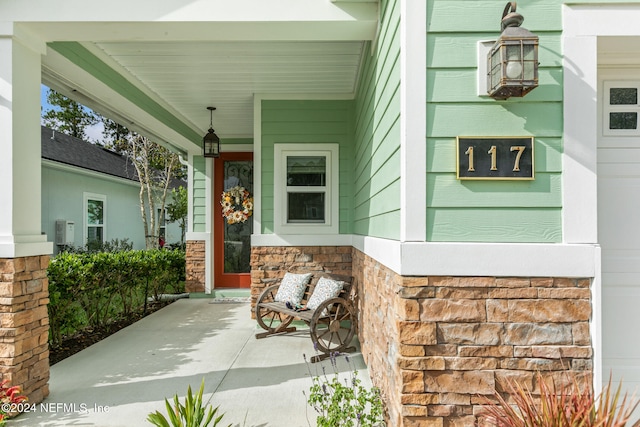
[{"x1": 456, "y1": 137, "x2": 534, "y2": 180}]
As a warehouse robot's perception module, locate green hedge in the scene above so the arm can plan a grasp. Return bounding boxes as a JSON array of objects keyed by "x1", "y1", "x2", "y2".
[{"x1": 47, "y1": 249, "x2": 186, "y2": 346}]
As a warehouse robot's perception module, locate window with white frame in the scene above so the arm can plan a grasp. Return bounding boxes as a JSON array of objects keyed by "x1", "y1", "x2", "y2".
[
  {"x1": 84, "y1": 193, "x2": 106, "y2": 245},
  {"x1": 604, "y1": 81, "x2": 640, "y2": 136},
  {"x1": 274, "y1": 144, "x2": 339, "y2": 234}
]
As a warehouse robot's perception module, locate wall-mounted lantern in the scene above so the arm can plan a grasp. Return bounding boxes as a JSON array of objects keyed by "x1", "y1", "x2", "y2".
[
  {"x1": 203, "y1": 106, "x2": 220, "y2": 158},
  {"x1": 487, "y1": 2, "x2": 539, "y2": 100}
]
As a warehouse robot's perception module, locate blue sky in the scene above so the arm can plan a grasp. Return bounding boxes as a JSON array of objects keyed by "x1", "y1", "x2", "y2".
[{"x1": 41, "y1": 84, "x2": 105, "y2": 143}]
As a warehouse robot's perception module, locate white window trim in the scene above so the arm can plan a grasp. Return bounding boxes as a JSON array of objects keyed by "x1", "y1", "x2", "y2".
[
  {"x1": 274, "y1": 143, "x2": 339, "y2": 235},
  {"x1": 83, "y1": 192, "x2": 106, "y2": 245}
]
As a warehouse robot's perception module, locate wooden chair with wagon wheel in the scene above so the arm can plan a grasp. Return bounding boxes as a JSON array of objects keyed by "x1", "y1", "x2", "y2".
[{"x1": 254, "y1": 272, "x2": 357, "y2": 362}]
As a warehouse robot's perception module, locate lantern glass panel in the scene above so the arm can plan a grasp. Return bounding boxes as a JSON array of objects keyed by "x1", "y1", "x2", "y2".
[
  {"x1": 489, "y1": 48, "x2": 502, "y2": 90},
  {"x1": 523, "y1": 44, "x2": 535, "y2": 60},
  {"x1": 523, "y1": 61, "x2": 535, "y2": 81},
  {"x1": 506, "y1": 44, "x2": 522, "y2": 61}
]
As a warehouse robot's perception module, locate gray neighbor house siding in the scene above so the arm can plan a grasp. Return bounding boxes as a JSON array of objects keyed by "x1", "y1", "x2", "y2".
[{"x1": 41, "y1": 126, "x2": 182, "y2": 251}]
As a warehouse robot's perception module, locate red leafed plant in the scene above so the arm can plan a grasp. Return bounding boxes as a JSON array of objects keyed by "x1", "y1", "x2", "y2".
[
  {"x1": 0, "y1": 379, "x2": 27, "y2": 425},
  {"x1": 480, "y1": 372, "x2": 640, "y2": 427}
]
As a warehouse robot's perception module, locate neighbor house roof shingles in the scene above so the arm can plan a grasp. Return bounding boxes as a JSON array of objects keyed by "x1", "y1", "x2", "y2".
[{"x1": 41, "y1": 126, "x2": 138, "y2": 182}]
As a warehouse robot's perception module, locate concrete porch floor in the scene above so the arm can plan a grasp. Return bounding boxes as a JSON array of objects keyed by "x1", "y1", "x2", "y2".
[{"x1": 12, "y1": 299, "x2": 371, "y2": 427}]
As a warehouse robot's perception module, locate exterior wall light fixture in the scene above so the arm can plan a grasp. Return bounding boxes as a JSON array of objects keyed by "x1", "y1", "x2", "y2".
[
  {"x1": 487, "y1": 2, "x2": 539, "y2": 100},
  {"x1": 203, "y1": 106, "x2": 220, "y2": 158}
]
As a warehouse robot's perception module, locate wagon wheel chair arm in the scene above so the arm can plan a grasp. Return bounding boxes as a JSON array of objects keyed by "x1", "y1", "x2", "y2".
[{"x1": 255, "y1": 283, "x2": 295, "y2": 335}]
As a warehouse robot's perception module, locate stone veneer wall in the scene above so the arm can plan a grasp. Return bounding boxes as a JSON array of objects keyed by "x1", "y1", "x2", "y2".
[
  {"x1": 186, "y1": 240, "x2": 205, "y2": 293},
  {"x1": 0, "y1": 256, "x2": 50, "y2": 404},
  {"x1": 352, "y1": 249, "x2": 593, "y2": 427},
  {"x1": 250, "y1": 246, "x2": 352, "y2": 317}
]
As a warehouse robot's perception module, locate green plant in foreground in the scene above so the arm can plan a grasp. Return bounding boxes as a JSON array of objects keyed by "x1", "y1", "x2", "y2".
[
  {"x1": 147, "y1": 379, "x2": 230, "y2": 427},
  {"x1": 481, "y1": 371, "x2": 640, "y2": 427},
  {"x1": 304, "y1": 352, "x2": 385, "y2": 427}
]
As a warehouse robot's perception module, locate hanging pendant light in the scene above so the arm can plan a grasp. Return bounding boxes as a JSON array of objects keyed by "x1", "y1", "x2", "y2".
[{"x1": 203, "y1": 106, "x2": 220, "y2": 158}]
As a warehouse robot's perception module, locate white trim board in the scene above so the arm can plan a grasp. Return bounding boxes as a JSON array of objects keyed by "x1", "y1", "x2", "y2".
[
  {"x1": 252, "y1": 233, "x2": 598, "y2": 279},
  {"x1": 560, "y1": 1, "x2": 640, "y2": 396}
]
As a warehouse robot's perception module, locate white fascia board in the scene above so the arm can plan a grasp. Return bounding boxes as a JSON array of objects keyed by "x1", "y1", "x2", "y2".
[
  {"x1": 351, "y1": 237, "x2": 596, "y2": 278},
  {"x1": 400, "y1": 242, "x2": 597, "y2": 278},
  {"x1": 0, "y1": 241, "x2": 53, "y2": 258},
  {"x1": 564, "y1": 4, "x2": 640, "y2": 37},
  {"x1": 253, "y1": 234, "x2": 597, "y2": 279},
  {"x1": 1, "y1": 0, "x2": 377, "y2": 23},
  {"x1": 185, "y1": 232, "x2": 209, "y2": 241},
  {"x1": 5, "y1": 1, "x2": 378, "y2": 42}
]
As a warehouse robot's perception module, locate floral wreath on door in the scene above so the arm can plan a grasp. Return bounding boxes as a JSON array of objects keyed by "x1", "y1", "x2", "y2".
[{"x1": 221, "y1": 186, "x2": 253, "y2": 224}]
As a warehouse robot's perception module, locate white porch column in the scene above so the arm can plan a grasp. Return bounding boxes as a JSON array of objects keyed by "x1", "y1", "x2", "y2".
[
  {"x1": 399, "y1": 0, "x2": 427, "y2": 242},
  {"x1": 0, "y1": 25, "x2": 52, "y2": 257},
  {"x1": 0, "y1": 24, "x2": 52, "y2": 404}
]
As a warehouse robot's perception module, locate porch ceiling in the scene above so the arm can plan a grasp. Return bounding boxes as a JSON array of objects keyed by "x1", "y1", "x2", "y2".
[
  {"x1": 94, "y1": 40, "x2": 364, "y2": 135},
  {"x1": 11, "y1": 0, "x2": 379, "y2": 154}
]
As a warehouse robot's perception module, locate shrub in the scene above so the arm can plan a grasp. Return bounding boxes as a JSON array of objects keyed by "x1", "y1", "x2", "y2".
[
  {"x1": 480, "y1": 371, "x2": 639, "y2": 427},
  {"x1": 64, "y1": 238, "x2": 134, "y2": 254},
  {"x1": 304, "y1": 352, "x2": 385, "y2": 427},
  {"x1": 47, "y1": 248, "x2": 186, "y2": 345}
]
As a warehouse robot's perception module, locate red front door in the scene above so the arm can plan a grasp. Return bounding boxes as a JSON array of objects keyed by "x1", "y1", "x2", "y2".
[{"x1": 213, "y1": 152, "x2": 253, "y2": 288}]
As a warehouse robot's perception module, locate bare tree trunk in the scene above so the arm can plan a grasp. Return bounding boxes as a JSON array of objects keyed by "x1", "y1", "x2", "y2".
[{"x1": 128, "y1": 134, "x2": 178, "y2": 250}]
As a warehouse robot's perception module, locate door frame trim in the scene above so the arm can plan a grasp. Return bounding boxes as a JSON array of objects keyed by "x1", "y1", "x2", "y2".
[{"x1": 213, "y1": 152, "x2": 254, "y2": 288}]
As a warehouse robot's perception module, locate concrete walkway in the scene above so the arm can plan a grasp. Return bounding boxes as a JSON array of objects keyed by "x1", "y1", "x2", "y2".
[{"x1": 12, "y1": 299, "x2": 370, "y2": 427}]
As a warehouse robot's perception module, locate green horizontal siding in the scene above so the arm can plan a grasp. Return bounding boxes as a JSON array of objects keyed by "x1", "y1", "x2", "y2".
[
  {"x1": 352, "y1": 0, "x2": 402, "y2": 240},
  {"x1": 427, "y1": 173, "x2": 562, "y2": 208},
  {"x1": 221, "y1": 137, "x2": 253, "y2": 146},
  {"x1": 192, "y1": 156, "x2": 207, "y2": 233},
  {"x1": 428, "y1": 0, "x2": 562, "y2": 32},
  {"x1": 427, "y1": 34, "x2": 562, "y2": 68},
  {"x1": 426, "y1": 0, "x2": 563, "y2": 243},
  {"x1": 428, "y1": 68, "x2": 563, "y2": 103},
  {"x1": 260, "y1": 99, "x2": 354, "y2": 234},
  {"x1": 427, "y1": 208, "x2": 562, "y2": 242},
  {"x1": 427, "y1": 103, "x2": 563, "y2": 138}
]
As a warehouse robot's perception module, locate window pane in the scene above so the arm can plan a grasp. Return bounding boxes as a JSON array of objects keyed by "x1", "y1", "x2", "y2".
[
  {"x1": 287, "y1": 156, "x2": 326, "y2": 186},
  {"x1": 610, "y1": 112, "x2": 638, "y2": 130},
  {"x1": 87, "y1": 226, "x2": 103, "y2": 244},
  {"x1": 610, "y1": 88, "x2": 637, "y2": 105},
  {"x1": 87, "y1": 199, "x2": 104, "y2": 225},
  {"x1": 287, "y1": 193, "x2": 325, "y2": 222}
]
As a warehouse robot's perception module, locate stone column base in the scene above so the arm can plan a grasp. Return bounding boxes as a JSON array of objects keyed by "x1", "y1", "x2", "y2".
[
  {"x1": 353, "y1": 249, "x2": 593, "y2": 427},
  {"x1": 0, "y1": 256, "x2": 50, "y2": 404},
  {"x1": 186, "y1": 240, "x2": 205, "y2": 293}
]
